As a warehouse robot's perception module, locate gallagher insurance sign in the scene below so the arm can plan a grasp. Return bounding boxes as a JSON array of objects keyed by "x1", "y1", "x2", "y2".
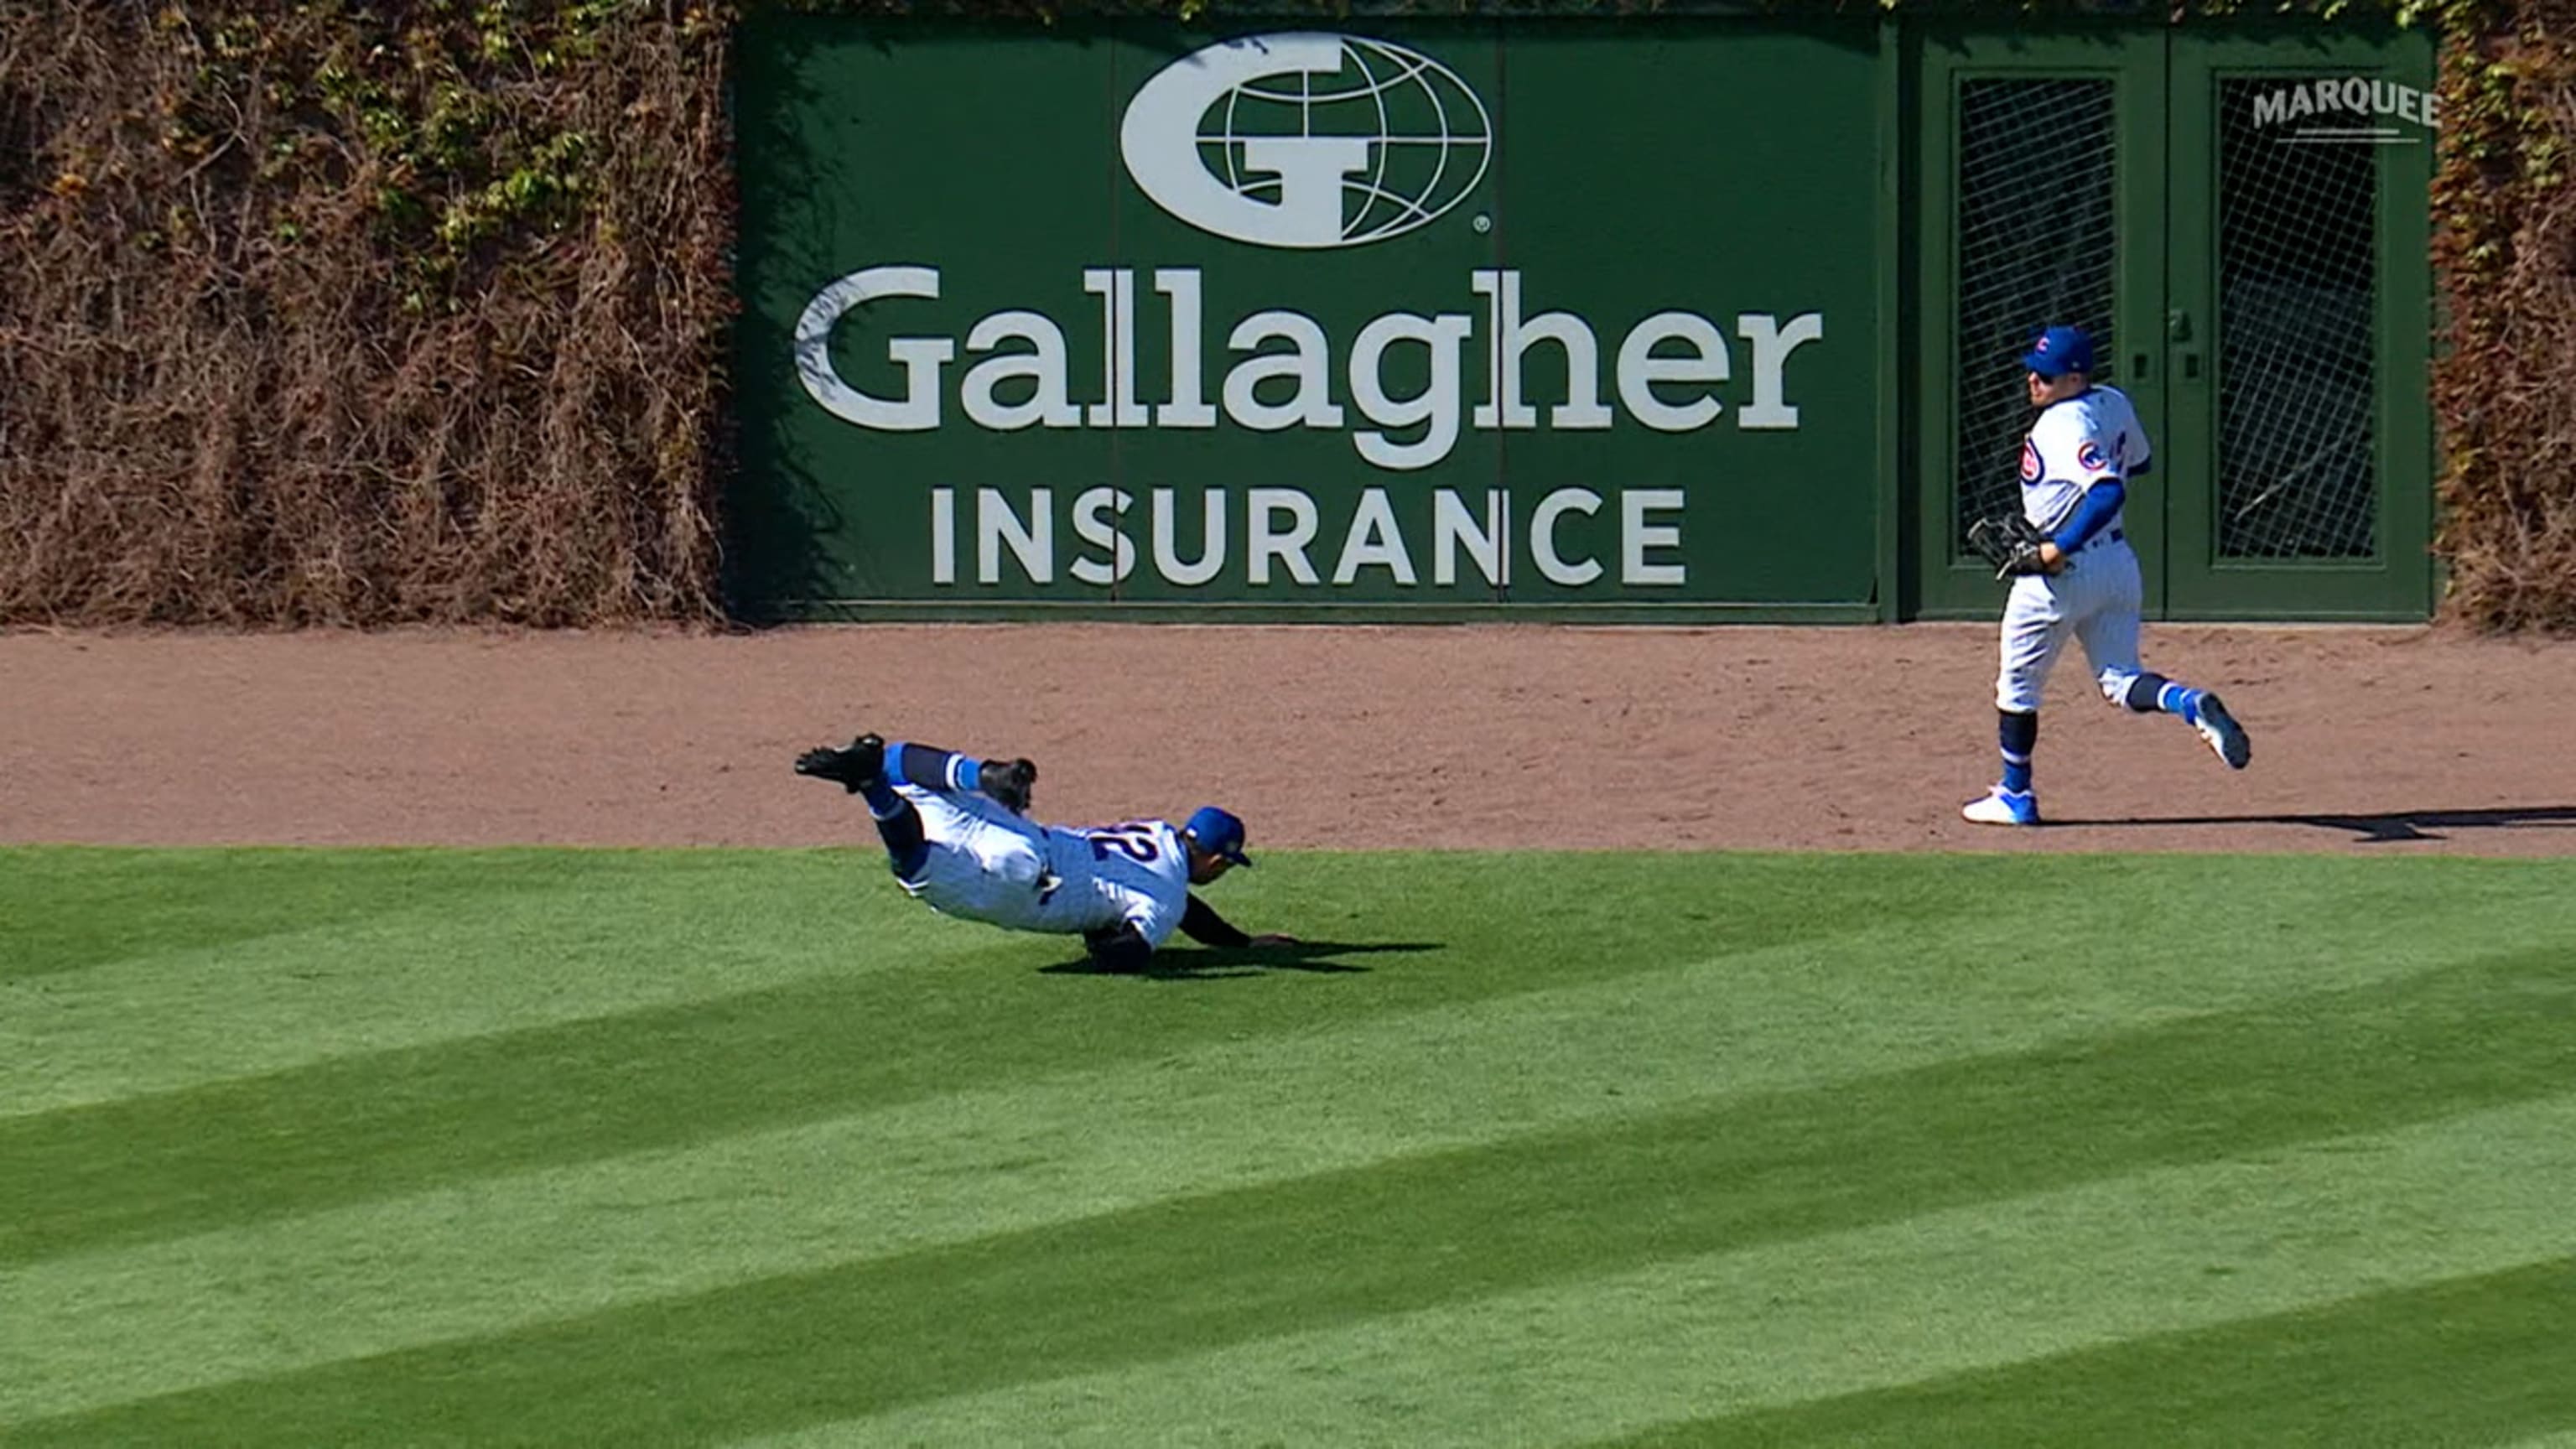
[{"x1": 731, "y1": 21, "x2": 1881, "y2": 617}]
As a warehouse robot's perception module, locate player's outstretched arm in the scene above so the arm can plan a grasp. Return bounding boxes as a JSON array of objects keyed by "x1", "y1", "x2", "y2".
[{"x1": 1181, "y1": 895, "x2": 1296, "y2": 949}]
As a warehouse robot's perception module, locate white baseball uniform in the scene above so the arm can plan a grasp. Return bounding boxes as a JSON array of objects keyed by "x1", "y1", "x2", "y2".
[
  {"x1": 895, "y1": 786, "x2": 1192, "y2": 946},
  {"x1": 1996, "y1": 384, "x2": 2153, "y2": 714}
]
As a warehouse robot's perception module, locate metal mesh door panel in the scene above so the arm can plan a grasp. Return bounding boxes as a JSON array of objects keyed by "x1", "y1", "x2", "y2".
[
  {"x1": 2215, "y1": 77, "x2": 2380, "y2": 558},
  {"x1": 1954, "y1": 77, "x2": 2118, "y2": 551}
]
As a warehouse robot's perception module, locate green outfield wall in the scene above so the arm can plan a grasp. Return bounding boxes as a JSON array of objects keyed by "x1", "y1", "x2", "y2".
[{"x1": 730, "y1": 16, "x2": 2434, "y2": 622}]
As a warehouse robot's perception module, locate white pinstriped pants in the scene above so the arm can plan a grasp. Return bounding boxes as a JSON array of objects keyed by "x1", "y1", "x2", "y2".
[{"x1": 1995, "y1": 537, "x2": 2144, "y2": 714}]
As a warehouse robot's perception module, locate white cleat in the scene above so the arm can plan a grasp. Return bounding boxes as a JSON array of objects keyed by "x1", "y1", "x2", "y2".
[{"x1": 1961, "y1": 787, "x2": 2042, "y2": 827}]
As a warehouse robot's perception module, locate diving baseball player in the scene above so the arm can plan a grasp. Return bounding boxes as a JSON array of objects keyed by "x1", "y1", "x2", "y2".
[
  {"x1": 1962, "y1": 325, "x2": 2251, "y2": 826},
  {"x1": 792, "y1": 732, "x2": 1291, "y2": 967}
]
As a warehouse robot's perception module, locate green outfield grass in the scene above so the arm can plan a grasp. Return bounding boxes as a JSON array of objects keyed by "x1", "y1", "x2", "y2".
[{"x1": 4, "y1": 844, "x2": 2574, "y2": 1447}]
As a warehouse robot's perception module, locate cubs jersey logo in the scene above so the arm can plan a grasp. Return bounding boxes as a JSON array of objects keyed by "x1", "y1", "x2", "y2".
[
  {"x1": 2019, "y1": 439, "x2": 2040, "y2": 482},
  {"x1": 2075, "y1": 439, "x2": 2109, "y2": 473}
]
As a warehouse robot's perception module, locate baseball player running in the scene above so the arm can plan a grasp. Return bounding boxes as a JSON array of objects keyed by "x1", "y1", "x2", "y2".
[
  {"x1": 1963, "y1": 325, "x2": 2251, "y2": 826},
  {"x1": 793, "y1": 732, "x2": 1291, "y2": 967}
]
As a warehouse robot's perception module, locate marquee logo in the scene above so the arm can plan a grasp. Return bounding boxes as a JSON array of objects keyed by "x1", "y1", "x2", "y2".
[
  {"x1": 1119, "y1": 34, "x2": 1492, "y2": 249},
  {"x1": 2251, "y1": 76, "x2": 2437, "y2": 145}
]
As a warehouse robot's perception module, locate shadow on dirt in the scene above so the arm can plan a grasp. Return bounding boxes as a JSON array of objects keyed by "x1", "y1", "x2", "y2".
[{"x1": 2049, "y1": 805, "x2": 2576, "y2": 844}]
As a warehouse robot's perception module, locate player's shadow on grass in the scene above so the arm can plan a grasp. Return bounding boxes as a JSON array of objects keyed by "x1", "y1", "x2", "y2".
[
  {"x1": 1039, "y1": 939, "x2": 1439, "y2": 981},
  {"x1": 2054, "y1": 805, "x2": 2576, "y2": 844}
]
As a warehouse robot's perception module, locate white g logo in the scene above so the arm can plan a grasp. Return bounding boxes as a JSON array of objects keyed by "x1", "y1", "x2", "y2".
[{"x1": 1120, "y1": 34, "x2": 1493, "y2": 250}]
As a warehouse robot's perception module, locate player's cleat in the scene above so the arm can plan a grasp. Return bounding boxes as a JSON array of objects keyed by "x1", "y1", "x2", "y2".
[
  {"x1": 1961, "y1": 787, "x2": 2041, "y2": 827},
  {"x1": 795, "y1": 733, "x2": 886, "y2": 793},
  {"x1": 2192, "y1": 693, "x2": 2251, "y2": 770},
  {"x1": 978, "y1": 756, "x2": 1037, "y2": 813}
]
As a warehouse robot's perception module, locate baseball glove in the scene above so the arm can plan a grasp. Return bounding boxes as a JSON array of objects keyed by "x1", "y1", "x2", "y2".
[{"x1": 1966, "y1": 513, "x2": 2050, "y2": 581}]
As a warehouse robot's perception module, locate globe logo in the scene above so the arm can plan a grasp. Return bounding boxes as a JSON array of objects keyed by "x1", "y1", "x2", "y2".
[{"x1": 1121, "y1": 34, "x2": 1493, "y2": 250}]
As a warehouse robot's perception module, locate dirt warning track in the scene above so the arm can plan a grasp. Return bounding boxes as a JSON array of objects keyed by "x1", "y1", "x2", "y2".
[{"x1": 4, "y1": 624, "x2": 2571, "y2": 856}]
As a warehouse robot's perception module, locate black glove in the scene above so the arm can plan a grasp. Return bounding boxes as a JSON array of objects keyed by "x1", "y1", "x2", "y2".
[
  {"x1": 1083, "y1": 922, "x2": 1153, "y2": 971},
  {"x1": 1966, "y1": 513, "x2": 2051, "y2": 581}
]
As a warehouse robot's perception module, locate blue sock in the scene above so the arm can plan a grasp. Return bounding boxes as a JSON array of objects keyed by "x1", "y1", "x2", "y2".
[
  {"x1": 887, "y1": 741, "x2": 979, "y2": 794},
  {"x1": 1998, "y1": 709, "x2": 2038, "y2": 794},
  {"x1": 2124, "y1": 674, "x2": 2205, "y2": 725},
  {"x1": 2156, "y1": 682, "x2": 2204, "y2": 725}
]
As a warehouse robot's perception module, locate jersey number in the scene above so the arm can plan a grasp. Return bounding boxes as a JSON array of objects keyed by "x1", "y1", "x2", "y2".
[{"x1": 1083, "y1": 824, "x2": 1161, "y2": 864}]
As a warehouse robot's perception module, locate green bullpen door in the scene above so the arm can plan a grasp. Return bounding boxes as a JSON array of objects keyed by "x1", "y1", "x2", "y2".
[
  {"x1": 2163, "y1": 29, "x2": 2434, "y2": 620},
  {"x1": 1913, "y1": 23, "x2": 2433, "y2": 621}
]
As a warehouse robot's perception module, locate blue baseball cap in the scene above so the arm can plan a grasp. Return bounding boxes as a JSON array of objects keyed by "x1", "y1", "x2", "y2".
[
  {"x1": 1184, "y1": 806, "x2": 1253, "y2": 867},
  {"x1": 2020, "y1": 325, "x2": 2095, "y2": 379}
]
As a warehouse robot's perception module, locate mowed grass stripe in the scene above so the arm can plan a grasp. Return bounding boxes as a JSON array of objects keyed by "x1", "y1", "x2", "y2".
[
  {"x1": 4, "y1": 848, "x2": 2537, "y2": 1118},
  {"x1": 0, "y1": 848, "x2": 559, "y2": 983},
  {"x1": 786, "y1": 1092, "x2": 2576, "y2": 1449},
  {"x1": 0, "y1": 840, "x2": 2524, "y2": 1279},
  {"x1": 14, "y1": 942, "x2": 2572, "y2": 1446},
  {"x1": 1590, "y1": 1258, "x2": 2576, "y2": 1448},
  {"x1": 4, "y1": 851, "x2": 2536, "y2": 1421},
  {"x1": 0, "y1": 850, "x2": 968, "y2": 1117},
  {"x1": 11, "y1": 846, "x2": 2522, "y2": 1119},
  {"x1": 7, "y1": 891, "x2": 2390, "y2": 1421},
  {"x1": 0, "y1": 850, "x2": 1946, "y2": 1264}
]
